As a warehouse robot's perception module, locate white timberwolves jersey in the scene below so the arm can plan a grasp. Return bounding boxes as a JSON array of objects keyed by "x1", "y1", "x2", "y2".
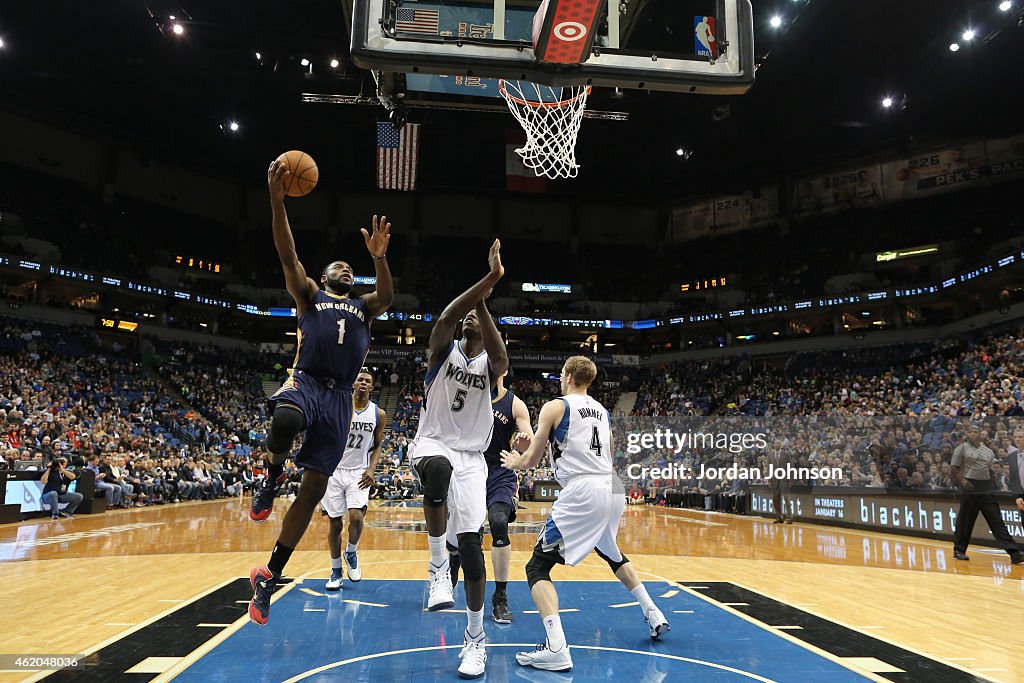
[
  {"x1": 416, "y1": 341, "x2": 494, "y2": 452},
  {"x1": 549, "y1": 394, "x2": 613, "y2": 484},
  {"x1": 338, "y1": 401, "x2": 378, "y2": 470}
]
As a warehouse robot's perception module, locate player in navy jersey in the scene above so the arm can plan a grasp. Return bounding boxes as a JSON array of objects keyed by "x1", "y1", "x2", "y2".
[
  {"x1": 248, "y1": 158, "x2": 394, "y2": 626},
  {"x1": 449, "y1": 370, "x2": 533, "y2": 624}
]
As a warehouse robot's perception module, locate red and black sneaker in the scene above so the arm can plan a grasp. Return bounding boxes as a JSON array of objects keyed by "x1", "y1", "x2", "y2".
[
  {"x1": 249, "y1": 472, "x2": 287, "y2": 522},
  {"x1": 248, "y1": 565, "x2": 280, "y2": 626}
]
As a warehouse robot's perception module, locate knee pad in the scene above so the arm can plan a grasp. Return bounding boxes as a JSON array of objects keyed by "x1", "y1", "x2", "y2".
[
  {"x1": 457, "y1": 533, "x2": 485, "y2": 582},
  {"x1": 266, "y1": 406, "x2": 305, "y2": 454},
  {"x1": 418, "y1": 457, "x2": 453, "y2": 507},
  {"x1": 488, "y1": 503, "x2": 511, "y2": 548},
  {"x1": 525, "y1": 552, "x2": 558, "y2": 588},
  {"x1": 595, "y1": 548, "x2": 629, "y2": 573}
]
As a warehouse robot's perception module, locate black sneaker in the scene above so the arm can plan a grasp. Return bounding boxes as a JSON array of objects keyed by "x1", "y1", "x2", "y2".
[
  {"x1": 492, "y1": 590, "x2": 512, "y2": 624},
  {"x1": 249, "y1": 472, "x2": 287, "y2": 522},
  {"x1": 1010, "y1": 552, "x2": 1024, "y2": 565},
  {"x1": 953, "y1": 550, "x2": 969, "y2": 561}
]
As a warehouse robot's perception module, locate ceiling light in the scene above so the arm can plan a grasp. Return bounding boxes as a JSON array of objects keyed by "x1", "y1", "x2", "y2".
[
  {"x1": 770, "y1": 16, "x2": 782, "y2": 28},
  {"x1": 999, "y1": 1, "x2": 1012, "y2": 11},
  {"x1": 172, "y1": 23, "x2": 184, "y2": 35},
  {"x1": 949, "y1": 42, "x2": 960, "y2": 52},
  {"x1": 0, "y1": 38, "x2": 5, "y2": 49},
  {"x1": 169, "y1": 15, "x2": 176, "y2": 20},
  {"x1": 962, "y1": 29, "x2": 976, "y2": 41},
  {"x1": 676, "y1": 148, "x2": 685, "y2": 156},
  {"x1": 882, "y1": 96, "x2": 893, "y2": 108},
  {"x1": 330, "y1": 58, "x2": 339, "y2": 68},
  {"x1": 255, "y1": 51, "x2": 261, "y2": 60},
  {"x1": 229, "y1": 121, "x2": 239, "y2": 132},
  {"x1": 300, "y1": 58, "x2": 310, "y2": 67}
]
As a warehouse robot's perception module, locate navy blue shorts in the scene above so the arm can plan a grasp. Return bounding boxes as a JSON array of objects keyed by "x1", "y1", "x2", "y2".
[
  {"x1": 486, "y1": 464, "x2": 518, "y2": 523},
  {"x1": 269, "y1": 370, "x2": 353, "y2": 476}
]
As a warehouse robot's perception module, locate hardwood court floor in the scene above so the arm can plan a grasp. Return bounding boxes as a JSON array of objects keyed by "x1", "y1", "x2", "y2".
[{"x1": 0, "y1": 497, "x2": 1020, "y2": 682}]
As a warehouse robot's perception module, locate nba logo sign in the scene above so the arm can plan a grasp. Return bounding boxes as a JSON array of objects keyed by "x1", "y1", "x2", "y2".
[{"x1": 694, "y1": 16, "x2": 718, "y2": 59}]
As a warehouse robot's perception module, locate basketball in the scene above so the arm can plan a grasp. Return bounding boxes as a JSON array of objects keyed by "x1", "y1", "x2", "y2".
[{"x1": 276, "y1": 150, "x2": 319, "y2": 197}]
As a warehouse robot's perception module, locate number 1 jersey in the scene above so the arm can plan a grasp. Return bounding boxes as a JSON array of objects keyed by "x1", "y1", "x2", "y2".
[{"x1": 293, "y1": 290, "x2": 371, "y2": 385}]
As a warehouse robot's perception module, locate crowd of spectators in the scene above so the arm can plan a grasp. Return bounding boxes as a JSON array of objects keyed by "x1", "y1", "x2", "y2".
[
  {"x1": 4, "y1": 305, "x2": 1024, "y2": 523},
  {"x1": 622, "y1": 322, "x2": 1024, "y2": 514}
]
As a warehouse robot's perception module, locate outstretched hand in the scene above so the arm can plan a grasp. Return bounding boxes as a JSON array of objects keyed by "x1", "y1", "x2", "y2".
[
  {"x1": 268, "y1": 160, "x2": 288, "y2": 203},
  {"x1": 500, "y1": 449, "x2": 522, "y2": 470},
  {"x1": 361, "y1": 215, "x2": 391, "y2": 258},
  {"x1": 488, "y1": 238, "x2": 504, "y2": 279}
]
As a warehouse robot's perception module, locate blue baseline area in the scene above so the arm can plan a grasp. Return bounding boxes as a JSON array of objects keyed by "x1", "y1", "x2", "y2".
[{"x1": 176, "y1": 580, "x2": 870, "y2": 682}]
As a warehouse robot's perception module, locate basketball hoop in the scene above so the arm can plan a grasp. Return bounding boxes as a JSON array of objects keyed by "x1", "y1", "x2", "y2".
[{"x1": 499, "y1": 80, "x2": 591, "y2": 179}]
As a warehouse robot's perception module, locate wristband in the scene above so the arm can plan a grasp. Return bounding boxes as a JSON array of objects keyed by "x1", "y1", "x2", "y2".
[{"x1": 373, "y1": 254, "x2": 387, "y2": 260}]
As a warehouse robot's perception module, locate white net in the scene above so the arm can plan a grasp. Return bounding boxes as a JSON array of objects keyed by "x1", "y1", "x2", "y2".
[{"x1": 499, "y1": 80, "x2": 591, "y2": 179}]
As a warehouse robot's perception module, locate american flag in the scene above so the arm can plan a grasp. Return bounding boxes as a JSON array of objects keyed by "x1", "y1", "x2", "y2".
[
  {"x1": 395, "y1": 7, "x2": 440, "y2": 34},
  {"x1": 376, "y1": 122, "x2": 421, "y2": 191}
]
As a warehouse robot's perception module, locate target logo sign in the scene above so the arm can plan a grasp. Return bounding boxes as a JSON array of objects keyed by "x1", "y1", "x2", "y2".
[
  {"x1": 553, "y1": 21, "x2": 587, "y2": 42},
  {"x1": 534, "y1": 0, "x2": 603, "y2": 64}
]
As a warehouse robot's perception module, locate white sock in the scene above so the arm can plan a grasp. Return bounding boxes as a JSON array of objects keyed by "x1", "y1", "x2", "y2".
[
  {"x1": 466, "y1": 608, "x2": 485, "y2": 641},
  {"x1": 543, "y1": 614, "x2": 566, "y2": 651},
  {"x1": 331, "y1": 556, "x2": 343, "y2": 570},
  {"x1": 346, "y1": 542, "x2": 358, "y2": 553},
  {"x1": 428, "y1": 535, "x2": 446, "y2": 567},
  {"x1": 631, "y1": 585, "x2": 656, "y2": 615}
]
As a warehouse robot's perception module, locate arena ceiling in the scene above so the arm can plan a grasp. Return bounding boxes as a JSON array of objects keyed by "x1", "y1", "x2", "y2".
[{"x1": 1, "y1": 0, "x2": 1022, "y2": 200}]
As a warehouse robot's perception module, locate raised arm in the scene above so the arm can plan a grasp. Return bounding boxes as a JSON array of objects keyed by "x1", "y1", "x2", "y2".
[
  {"x1": 360, "y1": 215, "x2": 394, "y2": 319},
  {"x1": 502, "y1": 398, "x2": 565, "y2": 471},
  {"x1": 475, "y1": 299, "x2": 508, "y2": 378},
  {"x1": 360, "y1": 408, "x2": 388, "y2": 489},
  {"x1": 268, "y1": 160, "x2": 318, "y2": 313},
  {"x1": 427, "y1": 239, "x2": 505, "y2": 371}
]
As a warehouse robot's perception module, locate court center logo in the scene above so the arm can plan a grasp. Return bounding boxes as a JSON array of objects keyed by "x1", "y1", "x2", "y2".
[{"x1": 554, "y1": 21, "x2": 587, "y2": 42}]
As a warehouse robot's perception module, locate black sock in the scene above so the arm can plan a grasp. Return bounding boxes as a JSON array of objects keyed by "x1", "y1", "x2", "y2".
[
  {"x1": 496, "y1": 581, "x2": 508, "y2": 593},
  {"x1": 267, "y1": 461, "x2": 285, "y2": 482},
  {"x1": 267, "y1": 541, "x2": 294, "y2": 576}
]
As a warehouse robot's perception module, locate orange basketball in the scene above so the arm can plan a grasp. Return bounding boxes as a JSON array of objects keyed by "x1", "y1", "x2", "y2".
[{"x1": 276, "y1": 150, "x2": 319, "y2": 197}]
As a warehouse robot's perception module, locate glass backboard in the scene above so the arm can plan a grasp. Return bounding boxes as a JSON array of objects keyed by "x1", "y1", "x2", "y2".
[{"x1": 350, "y1": 0, "x2": 755, "y2": 95}]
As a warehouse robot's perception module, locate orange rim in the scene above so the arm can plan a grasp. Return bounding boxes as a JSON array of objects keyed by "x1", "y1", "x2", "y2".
[{"x1": 498, "y1": 79, "x2": 592, "y2": 109}]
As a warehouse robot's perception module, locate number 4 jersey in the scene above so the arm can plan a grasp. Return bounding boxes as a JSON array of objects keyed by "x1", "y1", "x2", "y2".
[
  {"x1": 549, "y1": 393, "x2": 613, "y2": 484},
  {"x1": 415, "y1": 341, "x2": 494, "y2": 453}
]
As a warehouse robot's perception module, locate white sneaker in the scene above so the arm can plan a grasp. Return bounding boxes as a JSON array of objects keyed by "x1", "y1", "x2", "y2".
[
  {"x1": 646, "y1": 607, "x2": 670, "y2": 639},
  {"x1": 325, "y1": 572, "x2": 343, "y2": 591},
  {"x1": 427, "y1": 560, "x2": 455, "y2": 611},
  {"x1": 515, "y1": 642, "x2": 573, "y2": 672},
  {"x1": 345, "y1": 550, "x2": 361, "y2": 582},
  {"x1": 457, "y1": 639, "x2": 487, "y2": 679}
]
